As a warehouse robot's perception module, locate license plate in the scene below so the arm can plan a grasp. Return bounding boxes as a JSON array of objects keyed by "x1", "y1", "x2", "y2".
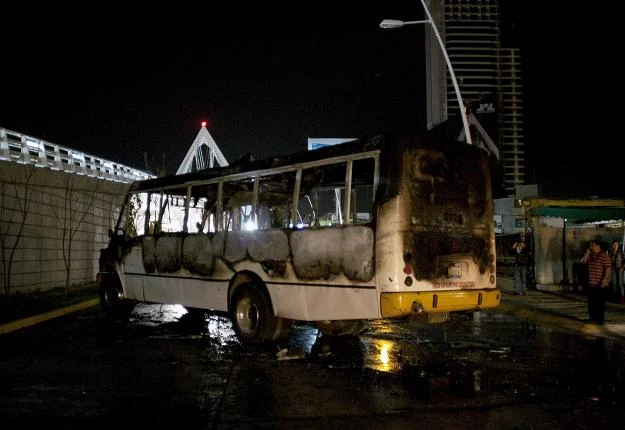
[{"x1": 448, "y1": 266, "x2": 462, "y2": 278}]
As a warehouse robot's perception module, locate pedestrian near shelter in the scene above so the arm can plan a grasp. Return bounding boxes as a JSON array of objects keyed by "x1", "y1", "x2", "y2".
[{"x1": 523, "y1": 199, "x2": 625, "y2": 292}]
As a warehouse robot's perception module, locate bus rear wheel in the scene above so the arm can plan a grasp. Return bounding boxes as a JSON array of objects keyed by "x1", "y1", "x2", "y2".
[
  {"x1": 316, "y1": 320, "x2": 367, "y2": 336},
  {"x1": 231, "y1": 283, "x2": 292, "y2": 344}
]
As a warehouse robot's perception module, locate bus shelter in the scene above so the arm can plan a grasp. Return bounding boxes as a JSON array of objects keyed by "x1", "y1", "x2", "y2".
[{"x1": 525, "y1": 199, "x2": 625, "y2": 289}]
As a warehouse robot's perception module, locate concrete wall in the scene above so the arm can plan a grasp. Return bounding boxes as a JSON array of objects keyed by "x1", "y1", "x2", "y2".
[{"x1": 0, "y1": 160, "x2": 130, "y2": 295}]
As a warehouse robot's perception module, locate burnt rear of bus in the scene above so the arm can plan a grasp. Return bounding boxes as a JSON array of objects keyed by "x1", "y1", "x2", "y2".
[{"x1": 376, "y1": 137, "x2": 499, "y2": 320}]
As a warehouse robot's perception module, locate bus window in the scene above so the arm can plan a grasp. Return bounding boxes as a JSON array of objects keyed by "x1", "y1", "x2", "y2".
[
  {"x1": 126, "y1": 192, "x2": 148, "y2": 237},
  {"x1": 296, "y1": 157, "x2": 375, "y2": 227},
  {"x1": 256, "y1": 171, "x2": 296, "y2": 229},
  {"x1": 299, "y1": 162, "x2": 346, "y2": 226},
  {"x1": 154, "y1": 187, "x2": 188, "y2": 233},
  {"x1": 350, "y1": 157, "x2": 375, "y2": 224},
  {"x1": 221, "y1": 175, "x2": 278, "y2": 231},
  {"x1": 187, "y1": 194, "x2": 210, "y2": 233}
]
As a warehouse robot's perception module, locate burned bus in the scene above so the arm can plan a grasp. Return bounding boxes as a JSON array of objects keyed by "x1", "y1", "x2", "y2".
[{"x1": 97, "y1": 134, "x2": 499, "y2": 343}]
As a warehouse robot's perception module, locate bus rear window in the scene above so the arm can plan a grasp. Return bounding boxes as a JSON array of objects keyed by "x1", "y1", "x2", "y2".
[{"x1": 408, "y1": 150, "x2": 487, "y2": 213}]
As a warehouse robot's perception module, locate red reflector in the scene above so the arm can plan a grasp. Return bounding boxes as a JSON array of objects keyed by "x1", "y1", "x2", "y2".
[{"x1": 403, "y1": 264, "x2": 412, "y2": 274}]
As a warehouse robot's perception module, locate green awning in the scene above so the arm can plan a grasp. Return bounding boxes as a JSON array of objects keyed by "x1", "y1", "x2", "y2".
[{"x1": 534, "y1": 207, "x2": 625, "y2": 224}]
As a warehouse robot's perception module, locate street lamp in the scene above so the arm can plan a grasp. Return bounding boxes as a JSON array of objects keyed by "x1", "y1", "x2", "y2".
[{"x1": 380, "y1": 1, "x2": 472, "y2": 145}]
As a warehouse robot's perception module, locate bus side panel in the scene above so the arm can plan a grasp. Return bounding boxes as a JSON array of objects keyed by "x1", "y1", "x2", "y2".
[
  {"x1": 265, "y1": 284, "x2": 310, "y2": 319},
  {"x1": 290, "y1": 226, "x2": 375, "y2": 282},
  {"x1": 124, "y1": 243, "x2": 147, "y2": 275},
  {"x1": 266, "y1": 284, "x2": 379, "y2": 321},
  {"x1": 181, "y1": 280, "x2": 229, "y2": 311},
  {"x1": 218, "y1": 230, "x2": 290, "y2": 263},
  {"x1": 142, "y1": 276, "x2": 184, "y2": 305},
  {"x1": 124, "y1": 275, "x2": 144, "y2": 301},
  {"x1": 374, "y1": 196, "x2": 405, "y2": 292},
  {"x1": 304, "y1": 286, "x2": 379, "y2": 320},
  {"x1": 122, "y1": 244, "x2": 146, "y2": 301}
]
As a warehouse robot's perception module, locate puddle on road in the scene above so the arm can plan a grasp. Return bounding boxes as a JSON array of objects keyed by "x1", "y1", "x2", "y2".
[
  {"x1": 131, "y1": 304, "x2": 187, "y2": 325},
  {"x1": 127, "y1": 305, "x2": 625, "y2": 404}
]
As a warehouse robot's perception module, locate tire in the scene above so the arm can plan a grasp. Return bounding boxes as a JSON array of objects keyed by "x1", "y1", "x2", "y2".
[
  {"x1": 316, "y1": 319, "x2": 368, "y2": 336},
  {"x1": 98, "y1": 276, "x2": 136, "y2": 320},
  {"x1": 231, "y1": 283, "x2": 292, "y2": 344}
]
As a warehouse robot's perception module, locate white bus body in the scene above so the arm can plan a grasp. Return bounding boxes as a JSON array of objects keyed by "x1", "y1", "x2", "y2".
[{"x1": 97, "y1": 134, "x2": 499, "y2": 343}]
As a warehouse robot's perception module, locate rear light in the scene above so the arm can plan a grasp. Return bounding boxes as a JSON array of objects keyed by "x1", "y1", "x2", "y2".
[{"x1": 403, "y1": 252, "x2": 413, "y2": 275}]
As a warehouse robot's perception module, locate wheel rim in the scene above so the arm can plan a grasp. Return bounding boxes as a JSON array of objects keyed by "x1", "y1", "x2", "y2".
[
  {"x1": 235, "y1": 297, "x2": 259, "y2": 334},
  {"x1": 104, "y1": 286, "x2": 123, "y2": 307}
]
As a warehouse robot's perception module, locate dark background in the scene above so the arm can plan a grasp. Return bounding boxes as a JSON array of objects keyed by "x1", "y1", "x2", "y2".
[{"x1": 1, "y1": 2, "x2": 618, "y2": 198}]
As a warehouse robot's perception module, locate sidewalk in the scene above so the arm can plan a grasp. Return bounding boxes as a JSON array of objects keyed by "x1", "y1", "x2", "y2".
[
  {"x1": 0, "y1": 284, "x2": 99, "y2": 335},
  {"x1": 1, "y1": 279, "x2": 625, "y2": 341},
  {"x1": 497, "y1": 276, "x2": 625, "y2": 342}
]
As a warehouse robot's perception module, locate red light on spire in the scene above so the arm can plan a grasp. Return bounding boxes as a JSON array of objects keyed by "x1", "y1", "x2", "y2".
[{"x1": 201, "y1": 121, "x2": 207, "y2": 128}]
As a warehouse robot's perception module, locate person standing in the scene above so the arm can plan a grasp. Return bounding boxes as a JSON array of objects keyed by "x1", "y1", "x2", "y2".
[
  {"x1": 582, "y1": 240, "x2": 612, "y2": 324},
  {"x1": 609, "y1": 240, "x2": 624, "y2": 303},
  {"x1": 512, "y1": 239, "x2": 530, "y2": 295}
]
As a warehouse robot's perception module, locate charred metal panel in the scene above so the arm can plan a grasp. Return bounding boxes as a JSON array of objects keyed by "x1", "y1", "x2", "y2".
[
  {"x1": 291, "y1": 228, "x2": 344, "y2": 280},
  {"x1": 142, "y1": 236, "x2": 155, "y2": 272},
  {"x1": 137, "y1": 226, "x2": 373, "y2": 281},
  {"x1": 219, "y1": 231, "x2": 249, "y2": 262},
  {"x1": 402, "y1": 147, "x2": 491, "y2": 280},
  {"x1": 212, "y1": 232, "x2": 226, "y2": 256},
  {"x1": 342, "y1": 226, "x2": 375, "y2": 281},
  {"x1": 260, "y1": 259, "x2": 287, "y2": 276},
  {"x1": 247, "y1": 230, "x2": 290, "y2": 261},
  {"x1": 408, "y1": 231, "x2": 489, "y2": 279},
  {"x1": 154, "y1": 235, "x2": 182, "y2": 272},
  {"x1": 182, "y1": 235, "x2": 216, "y2": 276}
]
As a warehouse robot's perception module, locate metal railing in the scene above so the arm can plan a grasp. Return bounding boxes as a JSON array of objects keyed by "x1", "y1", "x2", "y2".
[{"x1": 0, "y1": 127, "x2": 154, "y2": 183}]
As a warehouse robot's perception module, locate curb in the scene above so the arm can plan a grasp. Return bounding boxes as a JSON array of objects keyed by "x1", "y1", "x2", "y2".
[
  {"x1": 496, "y1": 301, "x2": 625, "y2": 342},
  {"x1": 0, "y1": 298, "x2": 99, "y2": 335}
]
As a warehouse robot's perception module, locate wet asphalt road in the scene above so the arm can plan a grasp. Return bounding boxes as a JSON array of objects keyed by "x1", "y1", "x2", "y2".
[{"x1": 1, "y1": 304, "x2": 624, "y2": 430}]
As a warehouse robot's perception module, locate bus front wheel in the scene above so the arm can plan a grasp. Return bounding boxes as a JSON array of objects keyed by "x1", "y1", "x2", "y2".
[
  {"x1": 316, "y1": 320, "x2": 367, "y2": 336},
  {"x1": 231, "y1": 283, "x2": 292, "y2": 344},
  {"x1": 99, "y1": 278, "x2": 136, "y2": 320}
]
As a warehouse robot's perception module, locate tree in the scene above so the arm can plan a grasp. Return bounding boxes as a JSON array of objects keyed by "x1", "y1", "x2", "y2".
[
  {"x1": 0, "y1": 164, "x2": 35, "y2": 297},
  {"x1": 49, "y1": 174, "x2": 100, "y2": 296}
]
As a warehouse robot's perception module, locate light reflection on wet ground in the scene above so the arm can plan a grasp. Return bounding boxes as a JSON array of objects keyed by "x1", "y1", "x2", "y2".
[
  {"x1": 128, "y1": 304, "x2": 625, "y2": 406},
  {"x1": 130, "y1": 303, "x2": 188, "y2": 325}
]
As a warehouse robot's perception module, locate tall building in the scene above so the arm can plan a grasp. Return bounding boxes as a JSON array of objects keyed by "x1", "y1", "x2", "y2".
[
  {"x1": 425, "y1": 0, "x2": 525, "y2": 196},
  {"x1": 497, "y1": 48, "x2": 524, "y2": 193}
]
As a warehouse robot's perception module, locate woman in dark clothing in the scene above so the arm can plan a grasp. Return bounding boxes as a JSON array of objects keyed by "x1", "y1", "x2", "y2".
[{"x1": 512, "y1": 239, "x2": 530, "y2": 295}]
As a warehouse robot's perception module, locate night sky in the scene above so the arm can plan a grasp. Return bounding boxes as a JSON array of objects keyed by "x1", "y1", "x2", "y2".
[{"x1": 1, "y1": 2, "x2": 618, "y2": 198}]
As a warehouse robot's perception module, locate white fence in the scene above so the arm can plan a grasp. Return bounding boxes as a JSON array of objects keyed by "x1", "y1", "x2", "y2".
[{"x1": 0, "y1": 160, "x2": 131, "y2": 295}]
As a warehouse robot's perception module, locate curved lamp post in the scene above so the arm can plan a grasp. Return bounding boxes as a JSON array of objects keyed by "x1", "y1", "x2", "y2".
[{"x1": 380, "y1": 0, "x2": 472, "y2": 145}]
